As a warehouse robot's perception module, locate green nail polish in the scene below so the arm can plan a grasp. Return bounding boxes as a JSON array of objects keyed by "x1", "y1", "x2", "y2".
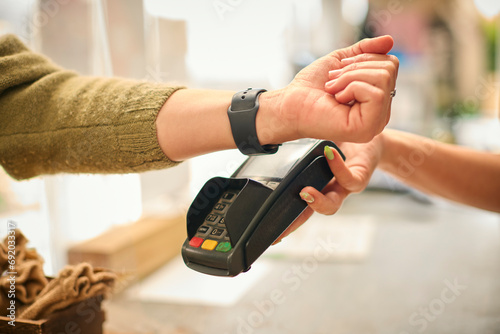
[
  {"x1": 324, "y1": 146, "x2": 335, "y2": 160},
  {"x1": 300, "y1": 192, "x2": 314, "y2": 204}
]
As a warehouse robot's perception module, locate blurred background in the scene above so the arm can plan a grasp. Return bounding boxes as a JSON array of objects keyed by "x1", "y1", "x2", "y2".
[{"x1": 0, "y1": 0, "x2": 499, "y2": 333}]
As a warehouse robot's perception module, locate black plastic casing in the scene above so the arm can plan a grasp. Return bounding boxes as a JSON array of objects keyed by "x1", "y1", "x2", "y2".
[{"x1": 181, "y1": 140, "x2": 345, "y2": 277}]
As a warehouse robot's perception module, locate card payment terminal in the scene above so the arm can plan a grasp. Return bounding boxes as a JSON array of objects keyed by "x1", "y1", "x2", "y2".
[{"x1": 181, "y1": 139, "x2": 345, "y2": 277}]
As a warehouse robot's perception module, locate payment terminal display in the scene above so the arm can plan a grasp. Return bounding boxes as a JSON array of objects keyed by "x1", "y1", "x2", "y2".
[{"x1": 181, "y1": 139, "x2": 345, "y2": 277}]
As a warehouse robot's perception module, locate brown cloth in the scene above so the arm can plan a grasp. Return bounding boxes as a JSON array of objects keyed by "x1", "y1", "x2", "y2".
[
  {"x1": 20, "y1": 263, "x2": 116, "y2": 320},
  {"x1": 0, "y1": 230, "x2": 41, "y2": 272},
  {"x1": 0, "y1": 230, "x2": 47, "y2": 314},
  {"x1": 0, "y1": 260, "x2": 48, "y2": 305},
  {"x1": 0, "y1": 230, "x2": 116, "y2": 320}
]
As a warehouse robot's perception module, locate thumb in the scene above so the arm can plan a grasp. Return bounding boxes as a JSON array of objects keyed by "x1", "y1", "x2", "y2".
[{"x1": 338, "y1": 35, "x2": 394, "y2": 59}]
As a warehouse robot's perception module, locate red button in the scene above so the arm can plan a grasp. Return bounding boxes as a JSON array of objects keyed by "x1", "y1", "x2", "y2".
[{"x1": 189, "y1": 237, "x2": 204, "y2": 248}]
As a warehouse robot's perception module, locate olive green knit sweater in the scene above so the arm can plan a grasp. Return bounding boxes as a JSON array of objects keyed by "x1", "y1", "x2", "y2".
[{"x1": 0, "y1": 34, "x2": 184, "y2": 180}]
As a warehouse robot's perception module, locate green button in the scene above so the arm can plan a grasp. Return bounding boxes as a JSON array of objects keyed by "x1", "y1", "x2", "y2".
[{"x1": 216, "y1": 242, "x2": 232, "y2": 253}]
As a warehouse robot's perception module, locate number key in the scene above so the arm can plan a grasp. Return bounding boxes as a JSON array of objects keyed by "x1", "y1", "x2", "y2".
[
  {"x1": 205, "y1": 214, "x2": 220, "y2": 225},
  {"x1": 210, "y1": 228, "x2": 226, "y2": 238},
  {"x1": 214, "y1": 203, "x2": 226, "y2": 212},
  {"x1": 222, "y1": 192, "x2": 235, "y2": 201}
]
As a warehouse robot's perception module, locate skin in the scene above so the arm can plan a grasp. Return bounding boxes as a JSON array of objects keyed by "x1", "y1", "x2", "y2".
[
  {"x1": 278, "y1": 139, "x2": 382, "y2": 242},
  {"x1": 279, "y1": 130, "x2": 500, "y2": 242},
  {"x1": 298, "y1": 129, "x2": 500, "y2": 216},
  {"x1": 271, "y1": 50, "x2": 399, "y2": 242},
  {"x1": 378, "y1": 129, "x2": 500, "y2": 212},
  {"x1": 155, "y1": 36, "x2": 400, "y2": 244},
  {"x1": 155, "y1": 35, "x2": 398, "y2": 162},
  {"x1": 278, "y1": 105, "x2": 500, "y2": 243}
]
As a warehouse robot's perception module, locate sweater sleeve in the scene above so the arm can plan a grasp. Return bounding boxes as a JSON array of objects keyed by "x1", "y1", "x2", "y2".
[{"x1": 0, "y1": 34, "x2": 185, "y2": 180}]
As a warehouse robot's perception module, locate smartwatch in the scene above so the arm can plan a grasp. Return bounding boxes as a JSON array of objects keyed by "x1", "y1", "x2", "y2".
[{"x1": 227, "y1": 88, "x2": 280, "y2": 155}]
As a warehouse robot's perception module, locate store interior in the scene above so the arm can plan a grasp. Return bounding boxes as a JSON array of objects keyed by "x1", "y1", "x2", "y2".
[{"x1": 0, "y1": 0, "x2": 499, "y2": 333}]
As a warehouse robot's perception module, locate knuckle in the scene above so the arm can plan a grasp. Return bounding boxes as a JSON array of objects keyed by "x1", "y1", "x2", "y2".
[
  {"x1": 390, "y1": 55, "x2": 400, "y2": 68},
  {"x1": 341, "y1": 178, "x2": 356, "y2": 190},
  {"x1": 379, "y1": 70, "x2": 392, "y2": 85},
  {"x1": 349, "y1": 80, "x2": 364, "y2": 90},
  {"x1": 373, "y1": 89, "x2": 386, "y2": 102},
  {"x1": 324, "y1": 208, "x2": 339, "y2": 215},
  {"x1": 388, "y1": 55, "x2": 400, "y2": 72},
  {"x1": 320, "y1": 201, "x2": 340, "y2": 215}
]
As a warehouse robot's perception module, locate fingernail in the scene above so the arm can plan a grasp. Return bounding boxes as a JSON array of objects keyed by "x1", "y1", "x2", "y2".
[
  {"x1": 341, "y1": 57, "x2": 355, "y2": 66},
  {"x1": 300, "y1": 192, "x2": 314, "y2": 204},
  {"x1": 325, "y1": 79, "x2": 336, "y2": 89},
  {"x1": 324, "y1": 146, "x2": 335, "y2": 160},
  {"x1": 329, "y1": 69, "x2": 342, "y2": 79}
]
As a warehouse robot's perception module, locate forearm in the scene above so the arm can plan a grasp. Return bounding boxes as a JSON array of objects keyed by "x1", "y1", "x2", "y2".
[
  {"x1": 379, "y1": 129, "x2": 500, "y2": 212},
  {"x1": 1, "y1": 33, "x2": 398, "y2": 180},
  {"x1": 157, "y1": 36, "x2": 400, "y2": 161},
  {"x1": 156, "y1": 88, "x2": 287, "y2": 161}
]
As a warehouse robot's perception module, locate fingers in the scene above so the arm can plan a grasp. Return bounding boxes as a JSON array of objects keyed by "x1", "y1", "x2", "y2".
[
  {"x1": 323, "y1": 51, "x2": 398, "y2": 139},
  {"x1": 274, "y1": 145, "x2": 361, "y2": 244},
  {"x1": 329, "y1": 62, "x2": 395, "y2": 81},
  {"x1": 339, "y1": 53, "x2": 399, "y2": 74},
  {"x1": 334, "y1": 81, "x2": 384, "y2": 108},
  {"x1": 326, "y1": 68, "x2": 393, "y2": 96},
  {"x1": 325, "y1": 54, "x2": 398, "y2": 95},
  {"x1": 299, "y1": 185, "x2": 349, "y2": 216},
  {"x1": 273, "y1": 183, "x2": 348, "y2": 244},
  {"x1": 338, "y1": 35, "x2": 394, "y2": 59},
  {"x1": 338, "y1": 83, "x2": 388, "y2": 137},
  {"x1": 297, "y1": 145, "x2": 354, "y2": 215},
  {"x1": 322, "y1": 145, "x2": 361, "y2": 191}
]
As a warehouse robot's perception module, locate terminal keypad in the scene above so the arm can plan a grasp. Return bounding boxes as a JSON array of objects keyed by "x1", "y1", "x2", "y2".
[{"x1": 188, "y1": 191, "x2": 237, "y2": 253}]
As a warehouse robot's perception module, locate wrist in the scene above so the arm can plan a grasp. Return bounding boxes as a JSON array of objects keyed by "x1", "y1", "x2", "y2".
[
  {"x1": 377, "y1": 129, "x2": 400, "y2": 173},
  {"x1": 255, "y1": 88, "x2": 294, "y2": 145},
  {"x1": 157, "y1": 89, "x2": 236, "y2": 161}
]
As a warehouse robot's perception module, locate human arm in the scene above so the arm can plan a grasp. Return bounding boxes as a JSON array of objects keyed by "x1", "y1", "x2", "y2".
[
  {"x1": 276, "y1": 48, "x2": 399, "y2": 239},
  {"x1": 0, "y1": 34, "x2": 395, "y2": 179},
  {"x1": 156, "y1": 35, "x2": 398, "y2": 161},
  {"x1": 301, "y1": 129, "x2": 500, "y2": 216},
  {"x1": 278, "y1": 128, "x2": 500, "y2": 242},
  {"x1": 378, "y1": 129, "x2": 500, "y2": 212},
  {"x1": 0, "y1": 34, "x2": 184, "y2": 180},
  {"x1": 310, "y1": 129, "x2": 500, "y2": 214}
]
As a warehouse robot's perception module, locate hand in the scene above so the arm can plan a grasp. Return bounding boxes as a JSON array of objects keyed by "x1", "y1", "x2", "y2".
[
  {"x1": 274, "y1": 137, "x2": 383, "y2": 243},
  {"x1": 158, "y1": 36, "x2": 398, "y2": 162},
  {"x1": 261, "y1": 35, "x2": 399, "y2": 145}
]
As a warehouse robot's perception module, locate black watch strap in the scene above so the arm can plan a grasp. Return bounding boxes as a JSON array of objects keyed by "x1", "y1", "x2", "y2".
[{"x1": 227, "y1": 88, "x2": 280, "y2": 155}]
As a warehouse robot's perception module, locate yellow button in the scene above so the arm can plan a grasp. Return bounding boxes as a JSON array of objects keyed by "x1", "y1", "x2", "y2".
[{"x1": 201, "y1": 240, "x2": 218, "y2": 250}]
